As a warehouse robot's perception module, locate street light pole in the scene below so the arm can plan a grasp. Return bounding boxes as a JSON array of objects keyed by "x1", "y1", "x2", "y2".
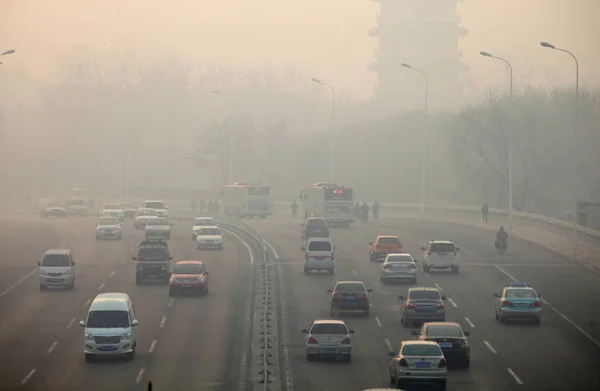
[
  {"x1": 540, "y1": 41, "x2": 580, "y2": 260},
  {"x1": 480, "y1": 51, "x2": 514, "y2": 233},
  {"x1": 212, "y1": 90, "x2": 234, "y2": 184},
  {"x1": 400, "y1": 63, "x2": 428, "y2": 217},
  {"x1": 311, "y1": 78, "x2": 336, "y2": 183}
]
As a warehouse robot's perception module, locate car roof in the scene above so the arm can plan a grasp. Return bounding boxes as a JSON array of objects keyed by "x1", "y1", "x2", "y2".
[
  {"x1": 90, "y1": 293, "x2": 130, "y2": 310},
  {"x1": 335, "y1": 281, "x2": 365, "y2": 285},
  {"x1": 408, "y1": 287, "x2": 441, "y2": 292},
  {"x1": 44, "y1": 249, "x2": 70, "y2": 255},
  {"x1": 377, "y1": 235, "x2": 399, "y2": 239},
  {"x1": 429, "y1": 240, "x2": 454, "y2": 244},
  {"x1": 312, "y1": 319, "x2": 346, "y2": 325},
  {"x1": 402, "y1": 340, "x2": 439, "y2": 346},
  {"x1": 424, "y1": 322, "x2": 461, "y2": 328},
  {"x1": 175, "y1": 260, "x2": 204, "y2": 266},
  {"x1": 194, "y1": 217, "x2": 215, "y2": 220},
  {"x1": 307, "y1": 217, "x2": 326, "y2": 222},
  {"x1": 386, "y1": 253, "x2": 413, "y2": 259},
  {"x1": 307, "y1": 237, "x2": 331, "y2": 241},
  {"x1": 145, "y1": 200, "x2": 164, "y2": 202}
]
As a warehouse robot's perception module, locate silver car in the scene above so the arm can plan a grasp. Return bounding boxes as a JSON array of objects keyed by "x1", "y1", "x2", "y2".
[
  {"x1": 95, "y1": 217, "x2": 122, "y2": 240},
  {"x1": 399, "y1": 287, "x2": 446, "y2": 327},
  {"x1": 380, "y1": 253, "x2": 418, "y2": 284},
  {"x1": 145, "y1": 217, "x2": 171, "y2": 240},
  {"x1": 302, "y1": 319, "x2": 354, "y2": 362},
  {"x1": 134, "y1": 208, "x2": 158, "y2": 229},
  {"x1": 388, "y1": 340, "x2": 448, "y2": 390}
]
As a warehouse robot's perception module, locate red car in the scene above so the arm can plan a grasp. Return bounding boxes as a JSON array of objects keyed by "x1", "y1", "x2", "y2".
[{"x1": 168, "y1": 260, "x2": 210, "y2": 296}]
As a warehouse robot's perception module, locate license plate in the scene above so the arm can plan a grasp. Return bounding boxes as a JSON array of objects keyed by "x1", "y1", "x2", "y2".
[
  {"x1": 98, "y1": 345, "x2": 117, "y2": 351},
  {"x1": 49, "y1": 278, "x2": 63, "y2": 282},
  {"x1": 322, "y1": 349, "x2": 338, "y2": 354},
  {"x1": 181, "y1": 284, "x2": 191, "y2": 288},
  {"x1": 345, "y1": 296, "x2": 356, "y2": 300},
  {"x1": 415, "y1": 362, "x2": 430, "y2": 368},
  {"x1": 438, "y1": 342, "x2": 452, "y2": 348}
]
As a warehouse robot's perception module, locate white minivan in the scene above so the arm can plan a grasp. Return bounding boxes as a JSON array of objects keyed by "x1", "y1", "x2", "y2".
[
  {"x1": 302, "y1": 237, "x2": 335, "y2": 274},
  {"x1": 38, "y1": 249, "x2": 75, "y2": 290},
  {"x1": 79, "y1": 293, "x2": 138, "y2": 362}
]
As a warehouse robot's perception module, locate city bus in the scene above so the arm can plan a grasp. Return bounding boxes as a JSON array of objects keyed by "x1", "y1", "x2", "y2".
[
  {"x1": 221, "y1": 183, "x2": 272, "y2": 219},
  {"x1": 300, "y1": 183, "x2": 354, "y2": 227}
]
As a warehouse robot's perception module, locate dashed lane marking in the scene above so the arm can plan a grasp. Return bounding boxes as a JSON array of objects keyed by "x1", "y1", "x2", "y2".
[
  {"x1": 483, "y1": 340, "x2": 497, "y2": 354},
  {"x1": 135, "y1": 368, "x2": 145, "y2": 383},
  {"x1": 434, "y1": 283, "x2": 443, "y2": 291},
  {"x1": 0, "y1": 268, "x2": 39, "y2": 300},
  {"x1": 464, "y1": 317, "x2": 475, "y2": 328},
  {"x1": 21, "y1": 369, "x2": 36, "y2": 384},
  {"x1": 109, "y1": 270, "x2": 116, "y2": 278},
  {"x1": 385, "y1": 338, "x2": 393, "y2": 351},
  {"x1": 97, "y1": 282, "x2": 105, "y2": 291},
  {"x1": 66, "y1": 318, "x2": 76, "y2": 329},
  {"x1": 375, "y1": 316, "x2": 382, "y2": 327},
  {"x1": 160, "y1": 316, "x2": 166, "y2": 328},
  {"x1": 447, "y1": 298, "x2": 458, "y2": 308},
  {"x1": 507, "y1": 368, "x2": 524, "y2": 385},
  {"x1": 168, "y1": 298, "x2": 175, "y2": 307},
  {"x1": 352, "y1": 270, "x2": 358, "y2": 276},
  {"x1": 47, "y1": 341, "x2": 58, "y2": 354},
  {"x1": 84, "y1": 298, "x2": 92, "y2": 307},
  {"x1": 148, "y1": 340, "x2": 157, "y2": 353}
]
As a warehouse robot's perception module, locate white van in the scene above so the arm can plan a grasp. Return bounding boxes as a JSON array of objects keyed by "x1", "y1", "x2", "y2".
[
  {"x1": 79, "y1": 293, "x2": 138, "y2": 362},
  {"x1": 38, "y1": 249, "x2": 75, "y2": 290},
  {"x1": 302, "y1": 237, "x2": 335, "y2": 274}
]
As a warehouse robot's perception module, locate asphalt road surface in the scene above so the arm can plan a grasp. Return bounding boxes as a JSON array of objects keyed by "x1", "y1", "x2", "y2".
[
  {"x1": 245, "y1": 217, "x2": 600, "y2": 391},
  {"x1": 0, "y1": 216, "x2": 253, "y2": 391}
]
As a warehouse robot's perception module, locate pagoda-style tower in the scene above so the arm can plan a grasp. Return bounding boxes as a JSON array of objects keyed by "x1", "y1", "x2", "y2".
[{"x1": 368, "y1": 0, "x2": 468, "y2": 113}]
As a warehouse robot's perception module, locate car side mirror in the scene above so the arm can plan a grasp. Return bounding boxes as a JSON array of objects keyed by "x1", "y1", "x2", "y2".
[
  {"x1": 327, "y1": 289, "x2": 333, "y2": 293},
  {"x1": 420, "y1": 247, "x2": 426, "y2": 251},
  {"x1": 455, "y1": 247, "x2": 461, "y2": 251},
  {"x1": 538, "y1": 294, "x2": 542, "y2": 298},
  {"x1": 37, "y1": 261, "x2": 41, "y2": 266},
  {"x1": 492, "y1": 293, "x2": 499, "y2": 297},
  {"x1": 388, "y1": 351, "x2": 395, "y2": 357},
  {"x1": 131, "y1": 320, "x2": 139, "y2": 327},
  {"x1": 367, "y1": 289, "x2": 373, "y2": 292},
  {"x1": 464, "y1": 331, "x2": 470, "y2": 336},
  {"x1": 442, "y1": 296, "x2": 447, "y2": 300},
  {"x1": 398, "y1": 295, "x2": 404, "y2": 301},
  {"x1": 301, "y1": 247, "x2": 305, "y2": 251},
  {"x1": 349, "y1": 329, "x2": 355, "y2": 334},
  {"x1": 204, "y1": 272, "x2": 209, "y2": 275},
  {"x1": 132, "y1": 256, "x2": 137, "y2": 261},
  {"x1": 169, "y1": 256, "x2": 173, "y2": 260},
  {"x1": 79, "y1": 321, "x2": 86, "y2": 327},
  {"x1": 410, "y1": 330, "x2": 419, "y2": 335},
  {"x1": 301, "y1": 329, "x2": 308, "y2": 334},
  {"x1": 413, "y1": 259, "x2": 418, "y2": 263},
  {"x1": 71, "y1": 261, "x2": 75, "y2": 265},
  {"x1": 368, "y1": 242, "x2": 373, "y2": 245}
]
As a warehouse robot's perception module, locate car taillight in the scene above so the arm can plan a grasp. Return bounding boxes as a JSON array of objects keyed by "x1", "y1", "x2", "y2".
[
  {"x1": 438, "y1": 359, "x2": 447, "y2": 368},
  {"x1": 427, "y1": 251, "x2": 431, "y2": 256},
  {"x1": 333, "y1": 294, "x2": 343, "y2": 301},
  {"x1": 397, "y1": 358, "x2": 408, "y2": 367},
  {"x1": 501, "y1": 300, "x2": 513, "y2": 307},
  {"x1": 383, "y1": 264, "x2": 390, "y2": 269},
  {"x1": 406, "y1": 303, "x2": 417, "y2": 309},
  {"x1": 532, "y1": 301, "x2": 541, "y2": 307},
  {"x1": 307, "y1": 337, "x2": 318, "y2": 344},
  {"x1": 357, "y1": 293, "x2": 367, "y2": 300},
  {"x1": 435, "y1": 303, "x2": 445, "y2": 309},
  {"x1": 341, "y1": 337, "x2": 350, "y2": 344}
]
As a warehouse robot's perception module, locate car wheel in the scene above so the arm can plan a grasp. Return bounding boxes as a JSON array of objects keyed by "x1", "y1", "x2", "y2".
[
  {"x1": 306, "y1": 353, "x2": 313, "y2": 361},
  {"x1": 39, "y1": 285, "x2": 46, "y2": 291},
  {"x1": 330, "y1": 268, "x2": 335, "y2": 275},
  {"x1": 135, "y1": 275, "x2": 142, "y2": 285},
  {"x1": 494, "y1": 309, "x2": 499, "y2": 320},
  {"x1": 127, "y1": 346, "x2": 135, "y2": 360},
  {"x1": 169, "y1": 289, "x2": 174, "y2": 297},
  {"x1": 451, "y1": 266, "x2": 460, "y2": 274},
  {"x1": 364, "y1": 308, "x2": 370, "y2": 317},
  {"x1": 463, "y1": 358, "x2": 471, "y2": 369},
  {"x1": 389, "y1": 369, "x2": 395, "y2": 384},
  {"x1": 423, "y1": 265, "x2": 430, "y2": 273},
  {"x1": 395, "y1": 378, "x2": 405, "y2": 389},
  {"x1": 346, "y1": 354, "x2": 352, "y2": 363},
  {"x1": 84, "y1": 353, "x2": 94, "y2": 363},
  {"x1": 402, "y1": 316, "x2": 410, "y2": 327},
  {"x1": 439, "y1": 379, "x2": 447, "y2": 390},
  {"x1": 330, "y1": 305, "x2": 337, "y2": 317},
  {"x1": 303, "y1": 267, "x2": 309, "y2": 274},
  {"x1": 412, "y1": 278, "x2": 418, "y2": 285},
  {"x1": 533, "y1": 317, "x2": 541, "y2": 325}
]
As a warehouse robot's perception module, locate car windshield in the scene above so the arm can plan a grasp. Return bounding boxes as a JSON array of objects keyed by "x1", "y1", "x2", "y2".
[
  {"x1": 138, "y1": 248, "x2": 169, "y2": 260},
  {"x1": 308, "y1": 241, "x2": 332, "y2": 251},
  {"x1": 138, "y1": 210, "x2": 157, "y2": 216},
  {"x1": 387, "y1": 255, "x2": 413, "y2": 263},
  {"x1": 198, "y1": 228, "x2": 220, "y2": 235},
  {"x1": 46, "y1": 203, "x2": 62, "y2": 207},
  {"x1": 104, "y1": 204, "x2": 120, "y2": 209},
  {"x1": 505, "y1": 288, "x2": 537, "y2": 299},
  {"x1": 308, "y1": 219, "x2": 327, "y2": 228},
  {"x1": 173, "y1": 264, "x2": 204, "y2": 274},
  {"x1": 409, "y1": 290, "x2": 441, "y2": 300},
  {"x1": 378, "y1": 237, "x2": 400, "y2": 244},
  {"x1": 310, "y1": 324, "x2": 348, "y2": 335},
  {"x1": 430, "y1": 243, "x2": 455, "y2": 253},
  {"x1": 98, "y1": 217, "x2": 119, "y2": 226},
  {"x1": 86, "y1": 310, "x2": 130, "y2": 328},
  {"x1": 335, "y1": 283, "x2": 366, "y2": 292},
  {"x1": 146, "y1": 202, "x2": 165, "y2": 209},
  {"x1": 42, "y1": 254, "x2": 70, "y2": 267},
  {"x1": 426, "y1": 325, "x2": 463, "y2": 338},
  {"x1": 147, "y1": 219, "x2": 168, "y2": 226},
  {"x1": 402, "y1": 344, "x2": 442, "y2": 357},
  {"x1": 194, "y1": 219, "x2": 215, "y2": 226}
]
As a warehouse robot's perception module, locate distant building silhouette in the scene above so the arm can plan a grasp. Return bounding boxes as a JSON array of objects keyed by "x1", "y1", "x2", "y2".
[{"x1": 368, "y1": 0, "x2": 469, "y2": 113}]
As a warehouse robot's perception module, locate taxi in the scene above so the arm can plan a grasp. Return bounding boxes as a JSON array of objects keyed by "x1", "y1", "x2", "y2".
[{"x1": 493, "y1": 282, "x2": 542, "y2": 325}]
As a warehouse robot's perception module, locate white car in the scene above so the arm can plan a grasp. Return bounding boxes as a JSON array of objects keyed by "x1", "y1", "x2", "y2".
[
  {"x1": 40, "y1": 202, "x2": 67, "y2": 218},
  {"x1": 100, "y1": 203, "x2": 125, "y2": 221},
  {"x1": 143, "y1": 200, "x2": 168, "y2": 218},
  {"x1": 134, "y1": 208, "x2": 158, "y2": 229},
  {"x1": 302, "y1": 237, "x2": 335, "y2": 274},
  {"x1": 145, "y1": 218, "x2": 171, "y2": 240},
  {"x1": 192, "y1": 217, "x2": 217, "y2": 240},
  {"x1": 96, "y1": 217, "x2": 122, "y2": 240},
  {"x1": 38, "y1": 249, "x2": 75, "y2": 290},
  {"x1": 302, "y1": 319, "x2": 354, "y2": 362},
  {"x1": 420, "y1": 240, "x2": 460, "y2": 274},
  {"x1": 388, "y1": 340, "x2": 448, "y2": 390},
  {"x1": 195, "y1": 226, "x2": 224, "y2": 250},
  {"x1": 380, "y1": 253, "x2": 418, "y2": 284}
]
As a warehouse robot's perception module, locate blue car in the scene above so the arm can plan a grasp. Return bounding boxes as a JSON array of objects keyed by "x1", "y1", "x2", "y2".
[{"x1": 493, "y1": 282, "x2": 542, "y2": 325}]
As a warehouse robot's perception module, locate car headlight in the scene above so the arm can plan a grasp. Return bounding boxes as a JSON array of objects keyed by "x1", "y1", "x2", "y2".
[
  {"x1": 85, "y1": 333, "x2": 94, "y2": 341},
  {"x1": 41, "y1": 270, "x2": 49, "y2": 276},
  {"x1": 121, "y1": 332, "x2": 132, "y2": 340}
]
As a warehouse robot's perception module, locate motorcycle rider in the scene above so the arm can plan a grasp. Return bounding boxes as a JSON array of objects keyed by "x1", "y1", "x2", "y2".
[
  {"x1": 361, "y1": 202, "x2": 369, "y2": 223},
  {"x1": 372, "y1": 200, "x2": 380, "y2": 220},
  {"x1": 495, "y1": 226, "x2": 508, "y2": 248}
]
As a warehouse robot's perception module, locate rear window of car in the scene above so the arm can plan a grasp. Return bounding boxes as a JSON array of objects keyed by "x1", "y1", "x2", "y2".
[
  {"x1": 308, "y1": 241, "x2": 332, "y2": 251},
  {"x1": 307, "y1": 219, "x2": 327, "y2": 228},
  {"x1": 505, "y1": 288, "x2": 537, "y2": 299},
  {"x1": 335, "y1": 282, "x2": 366, "y2": 292},
  {"x1": 378, "y1": 237, "x2": 400, "y2": 244},
  {"x1": 387, "y1": 255, "x2": 413, "y2": 263},
  {"x1": 430, "y1": 243, "x2": 455, "y2": 253},
  {"x1": 310, "y1": 324, "x2": 348, "y2": 335},
  {"x1": 409, "y1": 290, "x2": 441, "y2": 300},
  {"x1": 402, "y1": 344, "x2": 442, "y2": 356},
  {"x1": 425, "y1": 325, "x2": 463, "y2": 337}
]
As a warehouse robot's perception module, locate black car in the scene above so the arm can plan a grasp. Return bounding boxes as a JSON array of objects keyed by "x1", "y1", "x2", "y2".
[
  {"x1": 301, "y1": 217, "x2": 330, "y2": 240},
  {"x1": 411, "y1": 321, "x2": 471, "y2": 368},
  {"x1": 328, "y1": 281, "x2": 372, "y2": 317},
  {"x1": 132, "y1": 240, "x2": 172, "y2": 284}
]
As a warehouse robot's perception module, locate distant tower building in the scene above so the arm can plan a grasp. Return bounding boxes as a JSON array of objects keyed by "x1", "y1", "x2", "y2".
[{"x1": 368, "y1": 0, "x2": 468, "y2": 113}]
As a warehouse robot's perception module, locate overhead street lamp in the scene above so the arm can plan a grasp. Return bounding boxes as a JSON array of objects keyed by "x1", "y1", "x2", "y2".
[
  {"x1": 311, "y1": 78, "x2": 336, "y2": 183},
  {"x1": 400, "y1": 63, "x2": 428, "y2": 217},
  {"x1": 480, "y1": 51, "x2": 514, "y2": 233},
  {"x1": 540, "y1": 41, "x2": 580, "y2": 260},
  {"x1": 212, "y1": 90, "x2": 234, "y2": 184}
]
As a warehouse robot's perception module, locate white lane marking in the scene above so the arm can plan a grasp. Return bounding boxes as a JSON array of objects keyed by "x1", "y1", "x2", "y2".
[
  {"x1": 84, "y1": 298, "x2": 92, "y2": 307},
  {"x1": 168, "y1": 298, "x2": 175, "y2": 307},
  {"x1": 135, "y1": 368, "x2": 145, "y2": 383},
  {"x1": 434, "y1": 283, "x2": 443, "y2": 291},
  {"x1": 222, "y1": 228, "x2": 254, "y2": 264},
  {"x1": 63, "y1": 235, "x2": 69, "y2": 247},
  {"x1": 464, "y1": 317, "x2": 475, "y2": 328},
  {"x1": 375, "y1": 316, "x2": 382, "y2": 327},
  {"x1": 47, "y1": 340, "x2": 59, "y2": 354},
  {"x1": 148, "y1": 340, "x2": 157, "y2": 353},
  {"x1": 483, "y1": 340, "x2": 497, "y2": 354},
  {"x1": 507, "y1": 368, "x2": 524, "y2": 385},
  {"x1": 352, "y1": 270, "x2": 358, "y2": 276},
  {"x1": 263, "y1": 239, "x2": 280, "y2": 259},
  {"x1": 385, "y1": 338, "x2": 393, "y2": 351},
  {"x1": 447, "y1": 298, "x2": 458, "y2": 308},
  {"x1": 494, "y1": 264, "x2": 600, "y2": 348},
  {"x1": 109, "y1": 270, "x2": 116, "y2": 278},
  {"x1": 0, "y1": 267, "x2": 39, "y2": 300},
  {"x1": 21, "y1": 369, "x2": 36, "y2": 384},
  {"x1": 460, "y1": 247, "x2": 483, "y2": 260},
  {"x1": 425, "y1": 273, "x2": 432, "y2": 278},
  {"x1": 160, "y1": 316, "x2": 167, "y2": 328},
  {"x1": 97, "y1": 282, "x2": 105, "y2": 291},
  {"x1": 67, "y1": 318, "x2": 76, "y2": 329}
]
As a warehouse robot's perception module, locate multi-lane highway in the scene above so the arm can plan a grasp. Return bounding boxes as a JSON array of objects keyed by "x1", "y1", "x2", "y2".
[
  {"x1": 245, "y1": 217, "x2": 600, "y2": 391},
  {"x1": 0, "y1": 215, "x2": 254, "y2": 391}
]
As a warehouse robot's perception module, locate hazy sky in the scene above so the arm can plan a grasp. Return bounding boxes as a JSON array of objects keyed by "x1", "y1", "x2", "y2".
[{"x1": 2, "y1": 0, "x2": 599, "y2": 101}]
